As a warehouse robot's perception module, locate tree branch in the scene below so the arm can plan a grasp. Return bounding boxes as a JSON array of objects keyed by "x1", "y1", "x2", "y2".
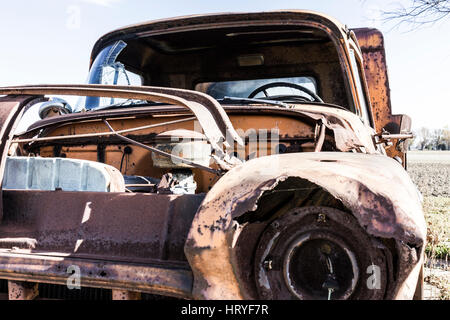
[{"x1": 382, "y1": 0, "x2": 450, "y2": 28}]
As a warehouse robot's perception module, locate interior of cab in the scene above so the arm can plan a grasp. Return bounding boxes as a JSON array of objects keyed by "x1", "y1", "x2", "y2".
[{"x1": 83, "y1": 24, "x2": 353, "y2": 112}]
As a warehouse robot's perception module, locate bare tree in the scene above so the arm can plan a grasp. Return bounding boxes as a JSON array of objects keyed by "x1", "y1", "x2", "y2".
[
  {"x1": 411, "y1": 126, "x2": 449, "y2": 150},
  {"x1": 416, "y1": 127, "x2": 432, "y2": 150},
  {"x1": 383, "y1": 0, "x2": 450, "y2": 27},
  {"x1": 432, "y1": 128, "x2": 444, "y2": 149},
  {"x1": 441, "y1": 125, "x2": 450, "y2": 150}
]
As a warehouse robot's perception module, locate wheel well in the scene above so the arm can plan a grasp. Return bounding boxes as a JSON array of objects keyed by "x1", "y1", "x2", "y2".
[
  {"x1": 235, "y1": 176, "x2": 349, "y2": 225},
  {"x1": 231, "y1": 176, "x2": 397, "y2": 299}
]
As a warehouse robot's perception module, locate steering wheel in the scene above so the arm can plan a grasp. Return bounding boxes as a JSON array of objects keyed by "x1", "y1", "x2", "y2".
[{"x1": 248, "y1": 81, "x2": 323, "y2": 103}]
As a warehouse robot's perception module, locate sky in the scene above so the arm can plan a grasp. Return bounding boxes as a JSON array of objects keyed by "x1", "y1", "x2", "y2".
[{"x1": 0, "y1": 0, "x2": 449, "y2": 130}]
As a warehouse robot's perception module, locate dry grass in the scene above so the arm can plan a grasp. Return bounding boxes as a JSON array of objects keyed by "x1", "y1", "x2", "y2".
[
  {"x1": 408, "y1": 151, "x2": 450, "y2": 299},
  {"x1": 422, "y1": 196, "x2": 449, "y2": 300},
  {"x1": 423, "y1": 196, "x2": 450, "y2": 260},
  {"x1": 424, "y1": 270, "x2": 450, "y2": 300}
]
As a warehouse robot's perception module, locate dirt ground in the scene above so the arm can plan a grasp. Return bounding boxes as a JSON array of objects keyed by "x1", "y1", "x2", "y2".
[{"x1": 407, "y1": 151, "x2": 450, "y2": 300}]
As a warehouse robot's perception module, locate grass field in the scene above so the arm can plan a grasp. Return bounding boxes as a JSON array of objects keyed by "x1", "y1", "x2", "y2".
[{"x1": 408, "y1": 151, "x2": 450, "y2": 300}]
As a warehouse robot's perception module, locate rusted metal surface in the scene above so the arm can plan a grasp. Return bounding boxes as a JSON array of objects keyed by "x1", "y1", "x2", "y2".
[
  {"x1": 0, "y1": 250, "x2": 193, "y2": 298},
  {"x1": 184, "y1": 152, "x2": 426, "y2": 299},
  {"x1": 13, "y1": 116, "x2": 197, "y2": 144},
  {"x1": 93, "y1": 10, "x2": 347, "y2": 46},
  {"x1": 1, "y1": 190, "x2": 204, "y2": 262},
  {"x1": 112, "y1": 290, "x2": 141, "y2": 300},
  {"x1": 8, "y1": 280, "x2": 39, "y2": 300},
  {"x1": 292, "y1": 104, "x2": 378, "y2": 153},
  {"x1": 352, "y1": 28, "x2": 410, "y2": 165},
  {"x1": 91, "y1": 11, "x2": 348, "y2": 64},
  {"x1": 0, "y1": 190, "x2": 204, "y2": 298},
  {"x1": 103, "y1": 119, "x2": 219, "y2": 174}
]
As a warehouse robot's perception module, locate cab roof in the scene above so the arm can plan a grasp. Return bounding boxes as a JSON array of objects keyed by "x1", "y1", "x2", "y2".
[{"x1": 90, "y1": 10, "x2": 350, "y2": 66}]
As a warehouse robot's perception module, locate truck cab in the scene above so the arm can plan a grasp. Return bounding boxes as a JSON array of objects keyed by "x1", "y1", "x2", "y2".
[{"x1": 0, "y1": 11, "x2": 424, "y2": 300}]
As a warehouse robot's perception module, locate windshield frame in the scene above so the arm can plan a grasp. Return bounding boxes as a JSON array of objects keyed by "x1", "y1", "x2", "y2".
[{"x1": 80, "y1": 40, "x2": 144, "y2": 111}]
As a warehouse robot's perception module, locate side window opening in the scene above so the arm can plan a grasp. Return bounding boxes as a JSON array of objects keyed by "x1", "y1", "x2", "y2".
[{"x1": 349, "y1": 48, "x2": 371, "y2": 126}]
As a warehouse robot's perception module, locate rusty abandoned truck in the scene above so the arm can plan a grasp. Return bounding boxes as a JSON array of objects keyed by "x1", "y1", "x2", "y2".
[{"x1": 0, "y1": 11, "x2": 425, "y2": 300}]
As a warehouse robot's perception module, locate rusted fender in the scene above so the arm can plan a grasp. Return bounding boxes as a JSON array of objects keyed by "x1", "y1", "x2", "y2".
[{"x1": 184, "y1": 152, "x2": 426, "y2": 299}]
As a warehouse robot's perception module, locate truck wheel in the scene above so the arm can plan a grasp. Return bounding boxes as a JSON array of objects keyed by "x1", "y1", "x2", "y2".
[{"x1": 253, "y1": 206, "x2": 388, "y2": 300}]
